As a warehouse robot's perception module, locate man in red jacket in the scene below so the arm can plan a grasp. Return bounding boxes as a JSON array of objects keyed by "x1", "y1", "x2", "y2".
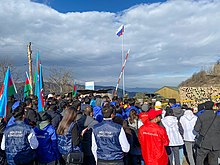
[{"x1": 139, "y1": 109, "x2": 169, "y2": 165}]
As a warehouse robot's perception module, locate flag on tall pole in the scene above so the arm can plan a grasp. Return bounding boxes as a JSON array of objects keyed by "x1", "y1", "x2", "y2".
[
  {"x1": 116, "y1": 25, "x2": 124, "y2": 37},
  {"x1": 72, "y1": 81, "x2": 77, "y2": 97},
  {"x1": 24, "y1": 72, "x2": 32, "y2": 98},
  {"x1": 116, "y1": 24, "x2": 125, "y2": 97},
  {"x1": 0, "y1": 68, "x2": 17, "y2": 118},
  {"x1": 37, "y1": 64, "x2": 45, "y2": 112},
  {"x1": 34, "y1": 52, "x2": 40, "y2": 96}
]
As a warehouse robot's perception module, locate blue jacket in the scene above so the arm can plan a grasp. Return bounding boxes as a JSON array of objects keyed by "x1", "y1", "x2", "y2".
[
  {"x1": 196, "y1": 109, "x2": 205, "y2": 116},
  {"x1": 93, "y1": 120, "x2": 123, "y2": 160},
  {"x1": 57, "y1": 122, "x2": 80, "y2": 155},
  {"x1": 34, "y1": 124, "x2": 60, "y2": 163},
  {"x1": 123, "y1": 106, "x2": 140, "y2": 120},
  {"x1": 4, "y1": 121, "x2": 32, "y2": 165}
]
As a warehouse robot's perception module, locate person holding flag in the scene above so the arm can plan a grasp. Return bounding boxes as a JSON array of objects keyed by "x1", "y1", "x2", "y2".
[
  {"x1": 24, "y1": 72, "x2": 32, "y2": 98},
  {"x1": 0, "y1": 67, "x2": 17, "y2": 121},
  {"x1": 72, "y1": 81, "x2": 77, "y2": 97},
  {"x1": 34, "y1": 53, "x2": 45, "y2": 112}
]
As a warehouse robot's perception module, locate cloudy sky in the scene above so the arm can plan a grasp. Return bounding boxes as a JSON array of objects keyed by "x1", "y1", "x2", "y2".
[{"x1": 1, "y1": 0, "x2": 220, "y2": 88}]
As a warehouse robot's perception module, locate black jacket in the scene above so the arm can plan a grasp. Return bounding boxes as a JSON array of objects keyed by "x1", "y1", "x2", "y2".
[
  {"x1": 194, "y1": 109, "x2": 220, "y2": 150},
  {"x1": 25, "y1": 107, "x2": 39, "y2": 127},
  {"x1": 46, "y1": 110, "x2": 62, "y2": 129}
]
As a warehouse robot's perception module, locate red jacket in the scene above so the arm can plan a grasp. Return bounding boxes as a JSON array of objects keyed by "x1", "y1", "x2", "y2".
[{"x1": 138, "y1": 122, "x2": 169, "y2": 165}]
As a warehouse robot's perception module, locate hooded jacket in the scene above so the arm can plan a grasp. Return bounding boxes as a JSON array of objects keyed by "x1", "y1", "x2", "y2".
[
  {"x1": 162, "y1": 116, "x2": 184, "y2": 146},
  {"x1": 171, "y1": 105, "x2": 184, "y2": 119},
  {"x1": 82, "y1": 116, "x2": 98, "y2": 156},
  {"x1": 180, "y1": 110, "x2": 197, "y2": 141},
  {"x1": 138, "y1": 121, "x2": 169, "y2": 165}
]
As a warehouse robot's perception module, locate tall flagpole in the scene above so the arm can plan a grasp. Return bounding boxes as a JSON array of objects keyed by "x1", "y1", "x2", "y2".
[{"x1": 122, "y1": 30, "x2": 125, "y2": 97}]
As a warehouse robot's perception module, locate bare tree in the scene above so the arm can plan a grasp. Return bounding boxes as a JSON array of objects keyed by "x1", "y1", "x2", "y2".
[
  {"x1": 47, "y1": 67, "x2": 73, "y2": 94},
  {"x1": 0, "y1": 57, "x2": 21, "y2": 83}
]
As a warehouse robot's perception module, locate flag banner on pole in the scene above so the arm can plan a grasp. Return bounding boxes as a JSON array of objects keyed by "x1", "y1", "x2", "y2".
[
  {"x1": 8, "y1": 70, "x2": 17, "y2": 97},
  {"x1": 34, "y1": 52, "x2": 41, "y2": 96},
  {"x1": 116, "y1": 25, "x2": 124, "y2": 37},
  {"x1": 72, "y1": 81, "x2": 77, "y2": 97},
  {"x1": 24, "y1": 72, "x2": 32, "y2": 98},
  {"x1": 37, "y1": 64, "x2": 45, "y2": 112},
  {"x1": 0, "y1": 68, "x2": 17, "y2": 118}
]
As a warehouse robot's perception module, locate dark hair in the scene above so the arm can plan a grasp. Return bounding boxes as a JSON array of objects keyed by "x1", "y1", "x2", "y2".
[
  {"x1": 57, "y1": 107, "x2": 77, "y2": 135},
  {"x1": 181, "y1": 104, "x2": 188, "y2": 110},
  {"x1": 112, "y1": 116, "x2": 123, "y2": 126},
  {"x1": 124, "y1": 99, "x2": 128, "y2": 104},
  {"x1": 204, "y1": 101, "x2": 214, "y2": 110},
  {"x1": 128, "y1": 98, "x2": 135, "y2": 106},
  {"x1": 102, "y1": 104, "x2": 114, "y2": 118},
  {"x1": 129, "y1": 109, "x2": 138, "y2": 124},
  {"x1": 165, "y1": 107, "x2": 173, "y2": 117},
  {"x1": 25, "y1": 98, "x2": 32, "y2": 106},
  {"x1": 216, "y1": 103, "x2": 220, "y2": 108},
  {"x1": 84, "y1": 97, "x2": 90, "y2": 104},
  {"x1": 84, "y1": 106, "x2": 93, "y2": 116},
  {"x1": 112, "y1": 96, "x2": 118, "y2": 102},
  {"x1": 115, "y1": 107, "x2": 122, "y2": 115},
  {"x1": 13, "y1": 106, "x2": 24, "y2": 120},
  {"x1": 169, "y1": 98, "x2": 176, "y2": 105},
  {"x1": 198, "y1": 103, "x2": 205, "y2": 111},
  {"x1": 72, "y1": 100, "x2": 81, "y2": 110}
]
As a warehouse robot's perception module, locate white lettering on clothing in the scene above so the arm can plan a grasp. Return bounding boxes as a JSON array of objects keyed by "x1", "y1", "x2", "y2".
[
  {"x1": 97, "y1": 131, "x2": 113, "y2": 138},
  {"x1": 8, "y1": 131, "x2": 23, "y2": 138},
  {"x1": 143, "y1": 132, "x2": 158, "y2": 137}
]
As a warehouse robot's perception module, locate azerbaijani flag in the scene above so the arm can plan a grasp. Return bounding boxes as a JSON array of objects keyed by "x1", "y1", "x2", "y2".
[
  {"x1": 72, "y1": 81, "x2": 77, "y2": 97},
  {"x1": 24, "y1": 72, "x2": 32, "y2": 98},
  {"x1": 116, "y1": 25, "x2": 124, "y2": 37},
  {"x1": 0, "y1": 68, "x2": 17, "y2": 118},
  {"x1": 34, "y1": 52, "x2": 41, "y2": 96},
  {"x1": 37, "y1": 64, "x2": 45, "y2": 112}
]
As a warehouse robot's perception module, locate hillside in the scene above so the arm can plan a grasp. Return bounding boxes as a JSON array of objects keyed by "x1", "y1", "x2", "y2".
[{"x1": 179, "y1": 61, "x2": 220, "y2": 87}]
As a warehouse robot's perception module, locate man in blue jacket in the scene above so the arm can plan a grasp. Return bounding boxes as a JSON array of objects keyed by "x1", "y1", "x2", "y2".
[
  {"x1": 1, "y1": 105, "x2": 39, "y2": 165},
  {"x1": 34, "y1": 111, "x2": 61, "y2": 165},
  {"x1": 92, "y1": 103, "x2": 130, "y2": 165}
]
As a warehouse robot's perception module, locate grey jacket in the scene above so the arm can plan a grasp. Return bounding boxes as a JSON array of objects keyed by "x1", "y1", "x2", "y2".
[{"x1": 194, "y1": 110, "x2": 220, "y2": 150}]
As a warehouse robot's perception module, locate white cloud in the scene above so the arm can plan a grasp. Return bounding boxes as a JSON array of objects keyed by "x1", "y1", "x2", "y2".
[{"x1": 0, "y1": 0, "x2": 220, "y2": 88}]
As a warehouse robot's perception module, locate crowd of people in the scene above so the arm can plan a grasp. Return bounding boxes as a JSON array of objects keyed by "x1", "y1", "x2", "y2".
[{"x1": 0, "y1": 93, "x2": 220, "y2": 165}]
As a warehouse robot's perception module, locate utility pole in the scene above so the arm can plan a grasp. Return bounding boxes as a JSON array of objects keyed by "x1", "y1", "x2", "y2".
[{"x1": 27, "y1": 42, "x2": 33, "y2": 95}]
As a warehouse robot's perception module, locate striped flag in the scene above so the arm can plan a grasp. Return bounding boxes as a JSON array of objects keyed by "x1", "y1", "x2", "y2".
[
  {"x1": 24, "y1": 72, "x2": 32, "y2": 98},
  {"x1": 116, "y1": 25, "x2": 124, "y2": 37},
  {"x1": 0, "y1": 68, "x2": 17, "y2": 118},
  {"x1": 72, "y1": 81, "x2": 77, "y2": 97},
  {"x1": 34, "y1": 52, "x2": 41, "y2": 96},
  {"x1": 37, "y1": 64, "x2": 45, "y2": 112}
]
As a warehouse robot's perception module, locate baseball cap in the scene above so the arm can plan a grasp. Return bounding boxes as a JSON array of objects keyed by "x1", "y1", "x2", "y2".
[{"x1": 148, "y1": 109, "x2": 162, "y2": 120}]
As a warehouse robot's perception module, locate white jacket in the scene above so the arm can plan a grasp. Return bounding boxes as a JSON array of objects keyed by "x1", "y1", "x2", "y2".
[
  {"x1": 180, "y1": 110, "x2": 197, "y2": 142},
  {"x1": 162, "y1": 116, "x2": 184, "y2": 146}
]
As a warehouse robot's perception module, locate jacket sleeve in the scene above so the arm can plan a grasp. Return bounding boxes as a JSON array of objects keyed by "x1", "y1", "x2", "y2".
[
  {"x1": 50, "y1": 128, "x2": 61, "y2": 160},
  {"x1": 119, "y1": 128, "x2": 130, "y2": 153},
  {"x1": 71, "y1": 124, "x2": 80, "y2": 146}
]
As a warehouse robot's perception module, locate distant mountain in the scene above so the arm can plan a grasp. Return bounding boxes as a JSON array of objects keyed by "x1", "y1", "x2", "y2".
[
  {"x1": 94, "y1": 86, "x2": 158, "y2": 98},
  {"x1": 13, "y1": 82, "x2": 157, "y2": 99},
  {"x1": 126, "y1": 87, "x2": 158, "y2": 93}
]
